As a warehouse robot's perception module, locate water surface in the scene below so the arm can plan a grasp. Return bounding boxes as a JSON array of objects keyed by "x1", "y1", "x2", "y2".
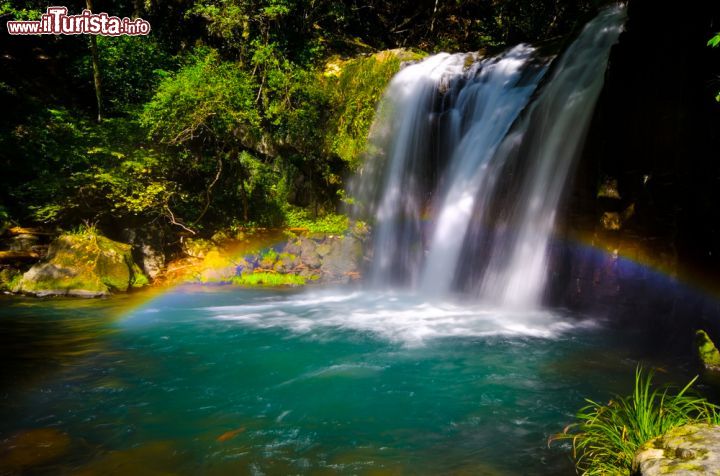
[{"x1": 0, "y1": 287, "x2": 687, "y2": 474}]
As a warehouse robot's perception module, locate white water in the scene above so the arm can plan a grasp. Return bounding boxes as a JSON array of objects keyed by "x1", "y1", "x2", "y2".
[
  {"x1": 366, "y1": 53, "x2": 470, "y2": 286},
  {"x1": 478, "y1": 6, "x2": 626, "y2": 307},
  {"x1": 358, "y1": 5, "x2": 626, "y2": 307},
  {"x1": 203, "y1": 289, "x2": 595, "y2": 346},
  {"x1": 420, "y1": 45, "x2": 546, "y2": 295}
]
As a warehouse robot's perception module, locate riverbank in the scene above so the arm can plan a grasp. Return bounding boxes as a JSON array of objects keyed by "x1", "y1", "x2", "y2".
[{"x1": 0, "y1": 222, "x2": 368, "y2": 297}]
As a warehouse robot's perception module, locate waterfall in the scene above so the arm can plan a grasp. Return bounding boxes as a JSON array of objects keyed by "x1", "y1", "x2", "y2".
[
  {"x1": 419, "y1": 45, "x2": 547, "y2": 295},
  {"x1": 477, "y1": 6, "x2": 626, "y2": 307},
  {"x1": 356, "y1": 5, "x2": 626, "y2": 306}
]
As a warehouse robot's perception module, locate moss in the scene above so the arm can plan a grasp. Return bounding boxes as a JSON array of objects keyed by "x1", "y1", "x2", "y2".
[
  {"x1": 131, "y1": 263, "x2": 150, "y2": 288},
  {"x1": 696, "y1": 330, "x2": 720, "y2": 369},
  {"x1": 660, "y1": 462, "x2": 705, "y2": 473},
  {"x1": 231, "y1": 272, "x2": 306, "y2": 287},
  {"x1": 323, "y1": 49, "x2": 427, "y2": 170}
]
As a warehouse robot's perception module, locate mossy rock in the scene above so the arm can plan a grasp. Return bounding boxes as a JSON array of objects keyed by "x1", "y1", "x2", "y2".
[
  {"x1": 18, "y1": 232, "x2": 146, "y2": 297},
  {"x1": 634, "y1": 424, "x2": 720, "y2": 475},
  {"x1": 696, "y1": 330, "x2": 720, "y2": 371}
]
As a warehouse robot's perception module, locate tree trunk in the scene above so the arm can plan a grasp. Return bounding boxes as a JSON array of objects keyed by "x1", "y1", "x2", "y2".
[{"x1": 86, "y1": 0, "x2": 103, "y2": 122}]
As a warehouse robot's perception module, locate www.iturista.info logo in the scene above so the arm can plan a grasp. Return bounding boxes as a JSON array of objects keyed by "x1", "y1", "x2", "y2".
[{"x1": 6, "y1": 6, "x2": 151, "y2": 36}]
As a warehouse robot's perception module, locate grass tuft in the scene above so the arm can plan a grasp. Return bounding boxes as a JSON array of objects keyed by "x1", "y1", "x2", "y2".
[{"x1": 551, "y1": 366, "x2": 719, "y2": 475}]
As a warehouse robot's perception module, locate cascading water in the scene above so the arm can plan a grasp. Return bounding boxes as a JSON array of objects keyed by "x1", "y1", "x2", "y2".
[
  {"x1": 357, "y1": 5, "x2": 626, "y2": 306},
  {"x1": 419, "y1": 45, "x2": 548, "y2": 296}
]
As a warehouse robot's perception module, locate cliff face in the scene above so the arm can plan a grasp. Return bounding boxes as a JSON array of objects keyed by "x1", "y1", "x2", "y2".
[{"x1": 547, "y1": 0, "x2": 720, "y2": 342}]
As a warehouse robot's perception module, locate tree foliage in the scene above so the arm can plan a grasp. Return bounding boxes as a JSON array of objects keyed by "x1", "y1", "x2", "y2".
[{"x1": 1, "y1": 0, "x2": 603, "y2": 239}]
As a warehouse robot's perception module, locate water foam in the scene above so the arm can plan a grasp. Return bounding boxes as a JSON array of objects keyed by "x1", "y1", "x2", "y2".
[{"x1": 203, "y1": 289, "x2": 595, "y2": 346}]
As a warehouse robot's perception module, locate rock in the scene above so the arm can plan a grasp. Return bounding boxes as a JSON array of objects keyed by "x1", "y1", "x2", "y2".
[
  {"x1": 272, "y1": 252, "x2": 300, "y2": 273},
  {"x1": 8, "y1": 233, "x2": 40, "y2": 252},
  {"x1": 198, "y1": 250, "x2": 241, "y2": 282},
  {"x1": 315, "y1": 243, "x2": 332, "y2": 257},
  {"x1": 601, "y1": 211, "x2": 622, "y2": 230},
  {"x1": 282, "y1": 239, "x2": 302, "y2": 256},
  {"x1": 634, "y1": 424, "x2": 720, "y2": 475},
  {"x1": 319, "y1": 235, "x2": 363, "y2": 284},
  {"x1": 18, "y1": 232, "x2": 146, "y2": 297},
  {"x1": 0, "y1": 428, "x2": 71, "y2": 471},
  {"x1": 122, "y1": 227, "x2": 166, "y2": 280},
  {"x1": 210, "y1": 230, "x2": 231, "y2": 245},
  {"x1": 182, "y1": 237, "x2": 216, "y2": 259},
  {"x1": 298, "y1": 238, "x2": 321, "y2": 269},
  {"x1": 696, "y1": 330, "x2": 720, "y2": 371}
]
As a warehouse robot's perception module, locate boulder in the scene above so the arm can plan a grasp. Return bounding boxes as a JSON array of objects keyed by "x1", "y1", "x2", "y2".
[
  {"x1": 18, "y1": 232, "x2": 146, "y2": 297},
  {"x1": 634, "y1": 424, "x2": 720, "y2": 475}
]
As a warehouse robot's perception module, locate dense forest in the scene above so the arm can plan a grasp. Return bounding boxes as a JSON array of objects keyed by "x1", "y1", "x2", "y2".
[{"x1": 1, "y1": 0, "x2": 602, "y2": 244}]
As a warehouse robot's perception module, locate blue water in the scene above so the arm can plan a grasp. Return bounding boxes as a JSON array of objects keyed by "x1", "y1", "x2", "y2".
[{"x1": 0, "y1": 287, "x2": 687, "y2": 474}]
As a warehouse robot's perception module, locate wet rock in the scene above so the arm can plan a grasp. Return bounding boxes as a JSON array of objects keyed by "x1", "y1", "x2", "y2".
[
  {"x1": 696, "y1": 330, "x2": 720, "y2": 371},
  {"x1": 634, "y1": 424, "x2": 720, "y2": 475},
  {"x1": 0, "y1": 428, "x2": 71, "y2": 471},
  {"x1": 18, "y1": 232, "x2": 146, "y2": 297}
]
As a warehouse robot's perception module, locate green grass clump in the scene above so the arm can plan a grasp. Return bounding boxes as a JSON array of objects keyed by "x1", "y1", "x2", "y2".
[
  {"x1": 231, "y1": 272, "x2": 306, "y2": 287},
  {"x1": 552, "y1": 366, "x2": 719, "y2": 475},
  {"x1": 284, "y1": 207, "x2": 349, "y2": 234}
]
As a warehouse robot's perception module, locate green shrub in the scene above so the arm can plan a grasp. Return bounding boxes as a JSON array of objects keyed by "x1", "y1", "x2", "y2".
[{"x1": 552, "y1": 366, "x2": 719, "y2": 475}]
